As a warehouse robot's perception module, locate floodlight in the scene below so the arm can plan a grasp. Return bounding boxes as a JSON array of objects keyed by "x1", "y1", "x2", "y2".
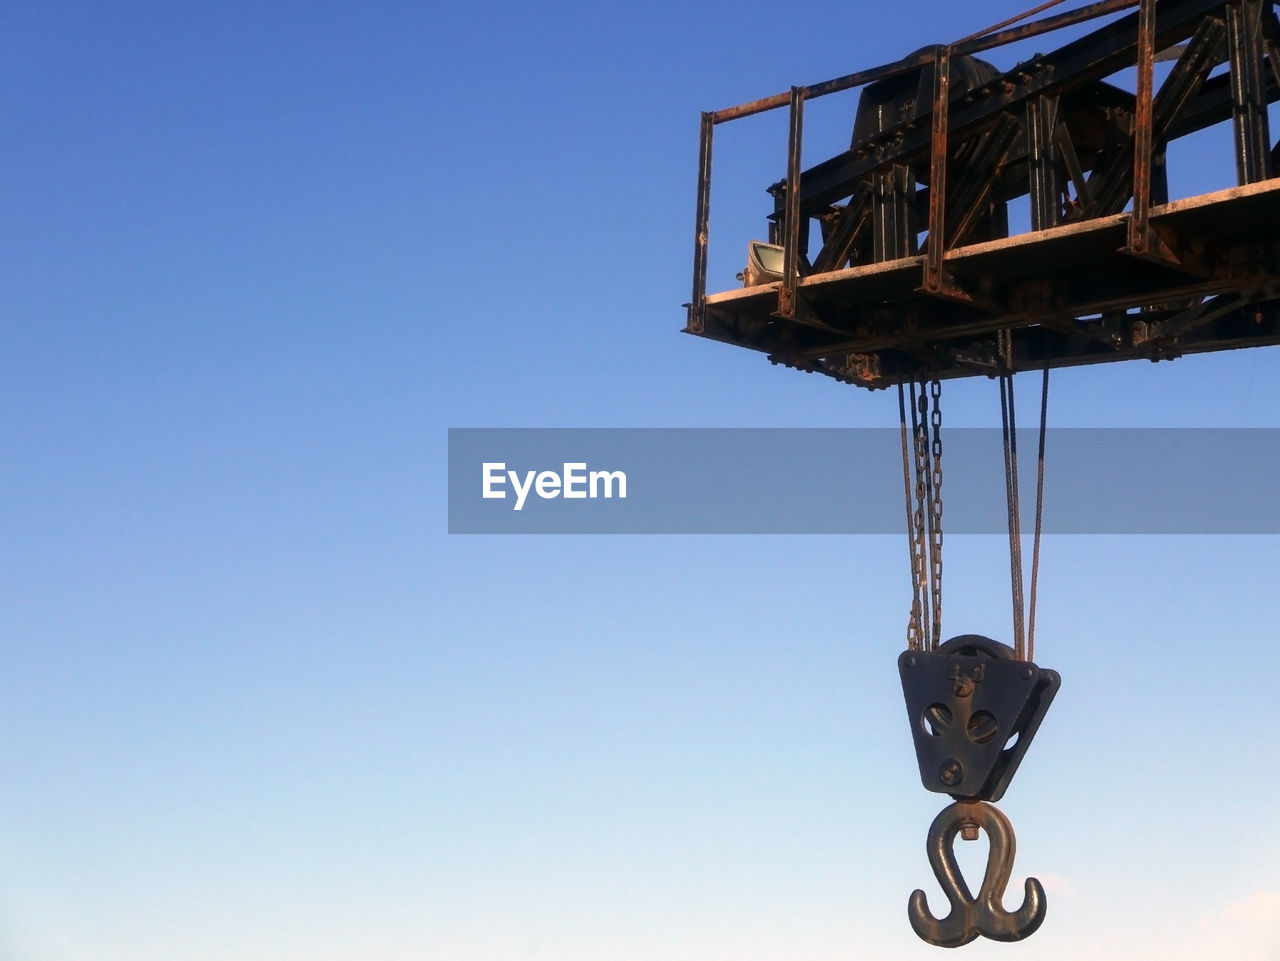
[{"x1": 738, "y1": 240, "x2": 785, "y2": 287}]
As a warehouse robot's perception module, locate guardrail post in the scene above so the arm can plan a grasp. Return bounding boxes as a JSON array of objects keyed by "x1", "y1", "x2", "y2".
[
  {"x1": 687, "y1": 111, "x2": 714, "y2": 334},
  {"x1": 779, "y1": 87, "x2": 805, "y2": 319},
  {"x1": 925, "y1": 47, "x2": 952, "y2": 293}
]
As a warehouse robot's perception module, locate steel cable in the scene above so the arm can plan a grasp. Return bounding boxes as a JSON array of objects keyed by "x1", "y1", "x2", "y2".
[
  {"x1": 999, "y1": 332, "x2": 1027, "y2": 659},
  {"x1": 1027, "y1": 364, "x2": 1050, "y2": 663},
  {"x1": 899, "y1": 383, "x2": 925, "y2": 650}
]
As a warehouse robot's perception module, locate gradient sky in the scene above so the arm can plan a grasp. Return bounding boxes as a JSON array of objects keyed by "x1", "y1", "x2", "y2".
[{"x1": 3, "y1": 1, "x2": 1279, "y2": 959}]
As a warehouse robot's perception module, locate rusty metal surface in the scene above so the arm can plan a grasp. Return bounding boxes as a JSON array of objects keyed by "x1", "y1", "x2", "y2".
[
  {"x1": 688, "y1": 0, "x2": 1280, "y2": 388},
  {"x1": 1129, "y1": 0, "x2": 1158, "y2": 253},
  {"x1": 1226, "y1": 0, "x2": 1273, "y2": 183}
]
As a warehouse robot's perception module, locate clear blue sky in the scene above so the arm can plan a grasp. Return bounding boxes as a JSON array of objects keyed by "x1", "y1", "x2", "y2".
[{"x1": 2, "y1": 1, "x2": 1279, "y2": 959}]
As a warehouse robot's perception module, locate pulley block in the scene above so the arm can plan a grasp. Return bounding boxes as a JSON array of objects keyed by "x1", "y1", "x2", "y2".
[{"x1": 898, "y1": 634, "x2": 1059, "y2": 802}]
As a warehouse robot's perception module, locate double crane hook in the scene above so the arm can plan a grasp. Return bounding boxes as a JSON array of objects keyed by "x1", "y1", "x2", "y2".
[{"x1": 908, "y1": 800, "x2": 1046, "y2": 947}]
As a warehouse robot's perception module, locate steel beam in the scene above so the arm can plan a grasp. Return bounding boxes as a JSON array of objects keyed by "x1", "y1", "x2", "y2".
[{"x1": 1226, "y1": 0, "x2": 1273, "y2": 183}]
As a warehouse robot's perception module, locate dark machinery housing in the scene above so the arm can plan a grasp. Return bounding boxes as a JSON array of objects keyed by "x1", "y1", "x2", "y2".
[{"x1": 687, "y1": 0, "x2": 1280, "y2": 387}]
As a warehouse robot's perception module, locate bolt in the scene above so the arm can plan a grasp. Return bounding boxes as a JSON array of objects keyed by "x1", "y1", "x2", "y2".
[
  {"x1": 1022, "y1": 667, "x2": 1034, "y2": 680},
  {"x1": 960, "y1": 822, "x2": 980, "y2": 842},
  {"x1": 904, "y1": 655, "x2": 916, "y2": 668},
  {"x1": 939, "y1": 759, "x2": 963, "y2": 787}
]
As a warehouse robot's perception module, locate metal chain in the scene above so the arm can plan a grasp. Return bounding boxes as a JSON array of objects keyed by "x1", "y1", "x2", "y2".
[
  {"x1": 910, "y1": 382, "x2": 932, "y2": 649},
  {"x1": 928, "y1": 379, "x2": 944, "y2": 648},
  {"x1": 899, "y1": 377, "x2": 945, "y2": 653},
  {"x1": 916, "y1": 385, "x2": 936, "y2": 650}
]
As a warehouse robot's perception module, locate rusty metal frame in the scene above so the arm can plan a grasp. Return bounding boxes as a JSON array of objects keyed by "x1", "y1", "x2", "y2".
[
  {"x1": 688, "y1": 0, "x2": 1280, "y2": 386},
  {"x1": 686, "y1": 0, "x2": 1149, "y2": 336},
  {"x1": 688, "y1": 0, "x2": 1153, "y2": 330}
]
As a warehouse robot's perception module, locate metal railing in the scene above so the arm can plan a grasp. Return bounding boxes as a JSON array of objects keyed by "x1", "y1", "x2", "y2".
[{"x1": 687, "y1": 0, "x2": 1151, "y2": 334}]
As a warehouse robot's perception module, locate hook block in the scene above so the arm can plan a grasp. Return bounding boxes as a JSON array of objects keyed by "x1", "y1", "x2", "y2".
[{"x1": 899, "y1": 634, "x2": 1059, "y2": 801}]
